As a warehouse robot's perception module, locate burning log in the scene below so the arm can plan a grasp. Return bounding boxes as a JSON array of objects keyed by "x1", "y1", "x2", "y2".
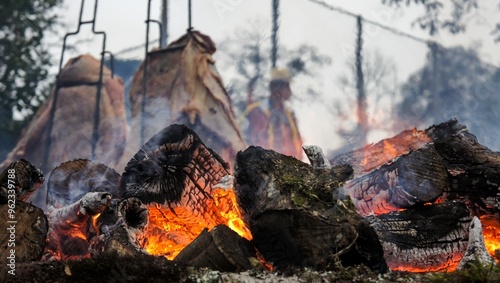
[
  {"x1": 43, "y1": 192, "x2": 112, "y2": 260},
  {"x1": 174, "y1": 225, "x2": 256, "y2": 272},
  {"x1": 87, "y1": 197, "x2": 149, "y2": 257},
  {"x1": 427, "y1": 120, "x2": 500, "y2": 216},
  {"x1": 121, "y1": 124, "x2": 229, "y2": 209},
  {"x1": 457, "y1": 216, "x2": 494, "y2": 270},
  {"x1": 0, "y1": 54, "x2": 127, "y2": 174},
  {"x1": 0, "y1": 201, "x2": 48, "y2": 266},
  {"x1": 123, "y1": 31, "x2": 246, "y2": 169},
  {"x1": 234, "y1": 146, "x2": 387, "y2": 272},
  {"x1": 0, "y1": 159, "x2": 44, "y2": 203},
  {"x1": 330, "y1": 128, "x2": 431, "y2": 176},
  {"x1": 366, "y1": 202, "x2": 471, "y2": 272},
  {"x1": 331, "y1": 119, "x2": 500, "y2": 215},
  {"x1": 120, "y1": 124, "x2": 252, "y2": 260},
  {"x1": 46, "y1": 159, "x2": 122, "y2": 208},
  {"x1": 340, "y1": 146, "x2": 450, "y2": 216}
]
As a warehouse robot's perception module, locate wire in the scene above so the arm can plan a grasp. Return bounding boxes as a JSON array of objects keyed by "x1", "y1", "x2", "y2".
[
  {"x1": 307, "y1": 0, "x2": 429, "y2": 44},
  {"x1": 307, "y1": 0, "x2": 499, "y2": 69}
]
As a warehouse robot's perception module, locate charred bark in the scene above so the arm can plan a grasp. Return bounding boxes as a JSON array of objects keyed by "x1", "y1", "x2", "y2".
[
  {"x1": 0, "y1": 201, "x2": 48, "y2": 265},
  {"x1": 366, "y1": 202, "x2": 471, "y2": 272},
  {"x1": 234, "y1": 146, "x2": 387, "y2": 272},
  {"x1": 174, "y1": 225, "x2": 256, "y2": 272},
  {"x1": 120, "y1": 124, "x2": 229, "y2": 215},
  {"x1": 330, "y1": 128, "x2": 431, "y2": 176},
  {"x1": 47, "y1": 159, "x2": 121, "y2": 208},
  {"x1": 341, "y1": 146, "x2": 450, "y2": 216},
  {"x1": 0, "y1": 159, "x2": 44, "y2": 204},
  {"x1": 428, "y1": 120, "x2": 500, "y2": 215},
  {"x1": 91, "y1": 197, "x2": 149, "y2": 257},
  {"x1": 43, "y1": 192, "x2": 112, "y2": 260}
]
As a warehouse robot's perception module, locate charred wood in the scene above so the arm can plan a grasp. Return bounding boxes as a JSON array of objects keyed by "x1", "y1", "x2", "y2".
[
  {"x1": 174, "y1": 225, "x2": 256, "y2": 272},
  {"x1": 91, "y1": 197, "x2": 149, "y2": 256},
  {"x1": 366, "y1": 201, "x2": 471, "y2": 272},
  {"x1": 341, "y1": 146, "x2": 449, "y2": 216},
  {"x1": 234, "y1": 146, "x2": 387, "y2": 272},
  {"x1": 330, "y1": 128, "x2": 431, "y2": 176},
  {"x1": 47, "y1": 159, "x2": 121, "y2": 208},
  {"x1": 43, "y1": 192, "x2": 112, "y2": 260},
  {"x1": 428, "y1": 119, "x2": 500, "y2": 215},
  {"x1": 0, "y1": 159, "x2": 44, "y2": 204},
  {"x1": 0, "y1": 201, "x2": 48, "y2": 266},
  {"x1": 121, "y1": 124, "x2": 229, "y2": 215}
]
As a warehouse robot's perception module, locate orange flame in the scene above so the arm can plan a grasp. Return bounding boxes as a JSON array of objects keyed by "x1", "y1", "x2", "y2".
[
  {"x1": 480, "y1": 216, "x2": 500, "y2": 261},
  {"x1": 382, "y1": 140, "x2": 398, "y2": 160},
  {"x1": 142, "y1": 188, "x2": 252, "y2": 260}
]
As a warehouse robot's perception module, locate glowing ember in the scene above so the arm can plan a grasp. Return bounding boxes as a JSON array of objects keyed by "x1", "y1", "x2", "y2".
[
  {"x1": 142, "y1": 188, "x2": 252, "y2": 260},
  {"x1": 480, "y1": 216, "x2": 500, "y2": 261},
  {"x1": 382, "y1": 140, "x2": 398, "y2": 160}
]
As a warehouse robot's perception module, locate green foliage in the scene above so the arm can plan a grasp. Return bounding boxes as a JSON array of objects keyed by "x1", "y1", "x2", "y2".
[
  {"x1": 381, "y1": 0, "x2": 494, "y2": 36},
  {"x1": 0, "y1": 0, "x2": 63, "y2": 159},
  {"x1": 425, "y1": 261, "x2": 500, "y2": 283}
]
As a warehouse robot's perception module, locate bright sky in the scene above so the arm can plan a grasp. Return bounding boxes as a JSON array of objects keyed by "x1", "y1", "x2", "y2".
[{"x1": 54, "y1": 0, "x2": 500, "y2": 154}]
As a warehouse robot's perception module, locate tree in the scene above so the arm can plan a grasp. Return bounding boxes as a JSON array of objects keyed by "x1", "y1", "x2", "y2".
[
  {"x1": 216, "y1": 21, "x2": 331, "y2": 115},
  {"x1": 333, "y1": 50, "x2": 399, "y2": 153},
  {"x1": 381, "y1": 0, "x2": 500, "y2": 39},
  {"x1": 0, "y1": 0, "x2": 63, "y2": 159},
  {"x1": 395, "y1": 45, "x2": 500, "y2": 150}
]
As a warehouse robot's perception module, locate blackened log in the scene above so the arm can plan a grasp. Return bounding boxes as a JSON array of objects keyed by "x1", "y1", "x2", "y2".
[
  {"x1": 330, "y1": 128, "x2": 432, "y2": 176},
  {"x1": 0, "y1": 159, "x2": 44, "y2": 204},
  {"x1": 120, "y1": 124, "x2": 230, "y2": 214},
  {"x1": 174, "y1": 225, "x2": 255, "y2": 272},
  {"x1": 428, "y1": 120, "x2": 500, "y2": 215},
  {"x1": 91, "y1": 197, "x2": 149, "y2": 257},
  {"x1": 47, "y1": 159, "x2": 121, "y2": 209},
  {"x1": 43, "y1": 192, "x2": 112, "y2": 260},
  {"x1": 235, "y1": 146, "x2": 387, "y2": 272},
  {"x1": 0, "y1": 201, "x2": 48, "y2": 265},
  {"x1": 330, "y1": 118, "x2": 500, "y2": 215},
  {"x1": 366, "y1": 202, "x2": 471, "y2": 272},
  {"x1": 341, "y1": 146, "x2": 450, "y2": 216}
]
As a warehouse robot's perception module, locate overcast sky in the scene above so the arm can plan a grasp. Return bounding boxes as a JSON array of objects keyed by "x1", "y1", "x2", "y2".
[{"x1": 54, "y1": 0, "x2": 500, "y2": 154}]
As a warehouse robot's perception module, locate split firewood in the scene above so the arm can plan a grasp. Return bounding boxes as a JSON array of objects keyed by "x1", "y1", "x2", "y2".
[
  {"x1": 46, "y1": 159, "x2": 122, "y2": 208},
  {"x1": 330, "y1": 119, "x2": 500, "y2": 216},
  {"x1": 121, "y1": 124, "x2": 229, "y2": 210},
  {"x1": 427, "y1": 120, "x2": 500, "y2": 216},
  {"x1": 234, "y1": 146, "x2": 387, "y2": 272},
  {"x1": 121, "y1": 30, "x2": 246, "y2": 170},
  {"x1": 340, "y1": 146, "x2": 450, "y2": 216},
  {"x1": 174, "y1": 225, "x2": 256, "y2": 272},
  {"x1": 0, "y1": 201, "x2": 48, "y2": 265},
  {"x1": 366, "y1": 201, "x2": 471, "y2": 272},
  {"x1": 43, "y1": 192, "x2": 112, "y2": 260},
  {"x1": 120, "y1": 124, "x2": 250, "y2": 260},
  {"x1": 0, "y1": 159, "x2": 44, "y2": 203},
  {"x1": 0, "y1": 54, "x2": 127, "y2": 175},
  {"x1": 90, "y1": 197, "x2": 149, "y2": 257},
  {"x1": 330, "y1": 127, "x2": 432, "y2": 176}
]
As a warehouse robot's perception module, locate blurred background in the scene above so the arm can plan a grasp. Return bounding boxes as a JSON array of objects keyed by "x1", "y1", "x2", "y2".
[{"x1": 1, "y1": 0, "x2": 499, "y2": 162}]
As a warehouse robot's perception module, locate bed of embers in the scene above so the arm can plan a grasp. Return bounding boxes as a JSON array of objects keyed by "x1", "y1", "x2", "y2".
[{"x1": 1, "y1": 119, "x2": 499, "y2": 283}]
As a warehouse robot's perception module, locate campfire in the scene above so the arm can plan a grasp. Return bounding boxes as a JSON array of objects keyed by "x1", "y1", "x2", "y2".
[{"x1": 1, "y1": 29, "x2": 499, "y2": 281}]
